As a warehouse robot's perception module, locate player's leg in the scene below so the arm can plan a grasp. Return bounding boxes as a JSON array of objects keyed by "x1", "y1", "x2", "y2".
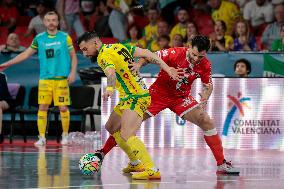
[
  {"x1": 181, "y1": 104, "x2": 239, "y2": 174},
  {"x1": 54, "y1": 80, "x2": 71, "y2": 145},
  {"x1": 119, "y1": 96, "x2": 160, "y2": 179},
  {"x1": 99, "y1": 104, "x2": 152, "y2": 157},
  {"x1": 35, "y1": 80, "x2": 52, "y2": 146}
]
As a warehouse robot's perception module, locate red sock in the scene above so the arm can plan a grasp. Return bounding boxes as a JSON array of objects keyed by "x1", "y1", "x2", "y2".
[
  {"x1": 204, "y1": 134, "x2": 225, "y2": 166},
  {"x1": 101, "y1": 135, "x2": 117, "y2": 155}
]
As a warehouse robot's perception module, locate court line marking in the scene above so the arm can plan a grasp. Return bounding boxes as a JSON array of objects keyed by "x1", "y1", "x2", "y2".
[{"x1": 28, "y1": 178, "x2": 284, "y2": 189}]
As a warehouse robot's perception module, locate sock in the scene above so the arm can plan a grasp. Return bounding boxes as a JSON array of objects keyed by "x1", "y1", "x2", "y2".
[
  {"x1": 133, "y1": 136, "x2": 155, "y2": 169},
  {"x1": 60, "y1": 110, "x2": 70, "y2": 135},
  {"x1": 204, "y1": 128, "x2": 225, "y2": 166},
  {"x1": 127, "y1": 136, "x2": 154, "y2": 169},
  {"x1": 113, "y1": 131, "x2": 137, "y2": 161},
  {"x1": 102, "y1": 135, "x2": 117, "y2": 155},
  {"x1": 37, "y1": 110, "x2": 47, "y2": 137}
]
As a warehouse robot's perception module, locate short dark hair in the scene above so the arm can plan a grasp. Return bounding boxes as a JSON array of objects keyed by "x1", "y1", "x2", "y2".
[
  {"x1": 234, "y1": 58, "x2": 251, "y2": 74},
  {"x1": 158, "y1": 35, "x2": 170, "y2": 42},
  {"x1": 77, "y1": 31, "x2": 99, "y2": 45},
  {"x1": 191, "y1": 35, "x2": 211, "y2": 52},
  {"x1": 44, "y1": 11, "x2": 60, "y2": 19}
]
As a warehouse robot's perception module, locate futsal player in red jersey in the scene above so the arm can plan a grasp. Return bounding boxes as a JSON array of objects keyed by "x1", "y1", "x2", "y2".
[{"x1": 97, "y1": 35, "x2": 239, "y2": 175}]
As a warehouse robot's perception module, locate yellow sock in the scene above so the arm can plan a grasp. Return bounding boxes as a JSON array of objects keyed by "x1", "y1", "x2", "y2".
[
  {"x1": 37, "y1": 111, "x2": 47, "y2": 137},
  {"x1": 113, "y1": 131, "x2": 137, "y2": 161},
  {"x1": 60, "y1": 110, "x2": 70, "y2": 135},
  {"x1": 127, "y1": 136, "x2": 154, "y2": 169}
]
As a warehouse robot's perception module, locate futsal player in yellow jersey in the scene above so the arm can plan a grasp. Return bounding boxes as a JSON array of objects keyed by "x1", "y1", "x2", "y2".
[{"x1": 78, "y1": 31, "x2": 182, "y2": 180}]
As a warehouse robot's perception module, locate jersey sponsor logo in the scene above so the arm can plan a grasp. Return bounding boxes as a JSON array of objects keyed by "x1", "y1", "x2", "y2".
[
  {"x1": 176, "y1": 76, "x2": 189, "y2": 91},
  {"x1": 161, "y1": 50, "x2": 168, "y2": 57},
  {"x1": 46, "y1": 42, "x2": 61, "y2": 46}
]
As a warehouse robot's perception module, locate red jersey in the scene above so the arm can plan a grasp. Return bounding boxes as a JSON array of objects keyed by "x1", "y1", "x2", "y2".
[{"x1": 151, "y1": 47, "x2": 212, "y2": 97}]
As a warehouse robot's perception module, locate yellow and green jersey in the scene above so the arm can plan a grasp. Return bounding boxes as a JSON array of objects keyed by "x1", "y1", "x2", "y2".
[{"x1": 97, "y1": 43, "x2": 148, "y2": 99}]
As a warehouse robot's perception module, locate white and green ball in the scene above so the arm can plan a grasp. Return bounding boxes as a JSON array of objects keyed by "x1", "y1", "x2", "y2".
[{"x1": 79, "y1": 153, "x2": 102, "y2": 175}]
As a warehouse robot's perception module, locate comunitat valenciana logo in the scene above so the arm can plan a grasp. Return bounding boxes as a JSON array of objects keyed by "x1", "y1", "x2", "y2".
[{"x1": 222, "y1": 92, "x2": 281, "y2": 136}]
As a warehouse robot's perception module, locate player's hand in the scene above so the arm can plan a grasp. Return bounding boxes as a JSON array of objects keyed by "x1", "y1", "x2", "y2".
[
  {"x1": 129, "y1": 61, "x2": 141, "y2": 75},
  {"x1": 103, "y1": 89, "x2": 114, "y2": 101},
  {"x1": 167, "y1": 67, "x2": 185, "y2": 81},
  {"x1": 67, "y1": 72, "x2": 76, "y2": 84}
]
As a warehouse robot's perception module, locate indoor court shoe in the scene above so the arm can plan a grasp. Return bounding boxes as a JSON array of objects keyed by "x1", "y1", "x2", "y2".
[
  {"x1": 61, "y1": 134, "x2": 69, "y2": 145},
  {"x1": 217, "y1": 160, "x2": 240, "y2": 175},
  {"x1": 122, "y1": 161, "x2": 145, "y2": 173},
  {"x1": 132, "y1": 169, "x2": 161, "y2": 180},
  {"x1": 34, "y1": 136, "x2": 46, "y2": 146}
]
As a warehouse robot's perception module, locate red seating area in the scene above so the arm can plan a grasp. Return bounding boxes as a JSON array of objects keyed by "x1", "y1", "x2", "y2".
[{"x1": 190, "y1": 10, "x2": 214, "y2": 36}]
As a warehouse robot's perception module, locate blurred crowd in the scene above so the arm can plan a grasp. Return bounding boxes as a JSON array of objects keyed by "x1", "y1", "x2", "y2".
[{"x1": 0, "y1": 0, "x2": 283, "y2": 53}]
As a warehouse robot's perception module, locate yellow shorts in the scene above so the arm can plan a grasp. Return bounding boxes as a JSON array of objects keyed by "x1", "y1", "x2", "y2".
[
  {"x1": 114, "y1": 95, "x2": 151, "y2": 118},
  {"x1": 38, "y1": 79, "x2": 70, "y2": 106}
]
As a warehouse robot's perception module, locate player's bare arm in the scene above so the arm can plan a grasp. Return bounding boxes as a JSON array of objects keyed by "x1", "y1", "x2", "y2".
[
  {"x1": 133, "y1": 47, "x2": 184, "y2": 81},
  {"x1": 0, "y1": 47, "x2": 37, "y2": 71},
  {"x1": 67, "y1": 49, "x2": 78, "y2": 84},
  {"x1": 103, "y1": 67, "x2": 116, "y2": 101},
  {"x1": 199, "y1": 83, "x2": 213, "y2": 109}
]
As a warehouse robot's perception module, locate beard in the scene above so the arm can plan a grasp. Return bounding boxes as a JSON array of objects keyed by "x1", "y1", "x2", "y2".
[{"x1": 90, "y1": 53, "x2": 99, "y2": 63}]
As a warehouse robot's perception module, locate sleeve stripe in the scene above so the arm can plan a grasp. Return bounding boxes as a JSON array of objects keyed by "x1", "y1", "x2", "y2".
[{"x1": 31, "y1": 44, "x2": 38, "y2": 49}]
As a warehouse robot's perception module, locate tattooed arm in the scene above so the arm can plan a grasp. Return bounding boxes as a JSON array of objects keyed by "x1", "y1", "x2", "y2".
[
  {"x1": 199, "y1": 83, "x2": 213, "y2": 100},
  {"x1": 102, "y1": 67, "x2": 116, "y2": 101},
  {"x1": 133, "y1": 47, "x2": 183, "y2": 81}
]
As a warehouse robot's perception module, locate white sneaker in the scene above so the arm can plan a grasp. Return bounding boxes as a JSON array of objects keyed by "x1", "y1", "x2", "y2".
[
  {"x1": 217, "y1": 160, "x2": 240, "y2": 175},
  {"x1": 34, "y1": 136, "x2": 46, "y2": 146},
  {"x1": 61, "y1": 134, "x2": 68, "y2": 145}
]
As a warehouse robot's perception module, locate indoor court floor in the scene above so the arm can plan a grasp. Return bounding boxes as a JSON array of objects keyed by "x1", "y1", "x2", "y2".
[{"x1": 0, "y1": 141, "x2": 284, "y2": 189}]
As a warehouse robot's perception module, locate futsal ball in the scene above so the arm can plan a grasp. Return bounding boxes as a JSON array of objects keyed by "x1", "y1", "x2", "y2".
[{"x1": 79, "y1": 153, "x2": 102, "y2": 175}]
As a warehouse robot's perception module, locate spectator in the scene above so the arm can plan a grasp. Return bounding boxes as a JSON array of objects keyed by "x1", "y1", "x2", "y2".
[
  {"x1": 143, "y1": 6, "x2": 159, "y2": 43},
  {"x1": 148, "y1": 20, "x2": 170, "y2": 52},
  {"x1": 233, "y1": 20, "x2": 257, "y2": 51},
  {"x1": 229, "y1": 0, "x2": 250, "y2": 13},
  {"x1": 107, "y1": 0, "x2": 132, "y2": 41},
  {"x1": 24, "y1": 1, "x2": 48, "y2": 37},
  {"x1": 184, "y1": 21, "x2": 199, "y2": 47},
  {"x1": 243, "y1": 0, "x2": 274, "y2": 36},
  {"x1": 0, "y1": 72, "x2": 15, "y2": 143},
  {"x1": 0, "y1": 0, "x2": 19, "y2": 33},
  {"x1": 124, "y1": 24, "x2": 146, "y2": 48},
  {"x1": 0, "y1": 33, "x2": 26, "y2": 53},
  {"x1": 157, "y1": 35, "x2": 170, "y2": 50},
  {"x1": 210, "y1": 20, "x2": 234, "y2": 51},
  {"x1": 172, "y1": 34, "x2": 184, "y2": 47},
  {"x1": 209, "y1": 0, "x2": 241, "y2": 35},
  {"x1": 261, "y1": 3, "x2": 284, "y2": 50},
  {"x1": 56, "y1": 0, "x2": 85, "y2": 38},
  {"x1": 91, "y1": 0, "x2": 112, "y2": 37},
  {"x1": 234, "y1": 58, "x2": 251, "y2": 77},
  {"x1": 169, "y1": 7, "x2": 189, "y2": 44},
  {"x1": 271, "y1": 24, "x2": 284, "y2": 51}
]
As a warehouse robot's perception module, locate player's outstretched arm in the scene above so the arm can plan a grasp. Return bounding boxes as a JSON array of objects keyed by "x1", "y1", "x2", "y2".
[
  {"x1": 0, "y1": 47, "x2": 37, "y2": 71},
  {"x1": 133, "y1": 47, "x2": 183, "y2": 81}
]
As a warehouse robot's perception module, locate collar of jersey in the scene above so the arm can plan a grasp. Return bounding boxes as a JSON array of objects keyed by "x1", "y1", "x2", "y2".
[
  {"x1": 46, "y1": 31, "x2": 57, "y2": 38},
  {"x1": 98, "y1": 44, "x2": 105, "y2": 54}
]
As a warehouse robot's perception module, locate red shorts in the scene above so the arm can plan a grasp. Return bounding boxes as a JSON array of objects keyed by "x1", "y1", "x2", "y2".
[{"x1": 146, "y1": 87, "x2": 199, "y2": 117}]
